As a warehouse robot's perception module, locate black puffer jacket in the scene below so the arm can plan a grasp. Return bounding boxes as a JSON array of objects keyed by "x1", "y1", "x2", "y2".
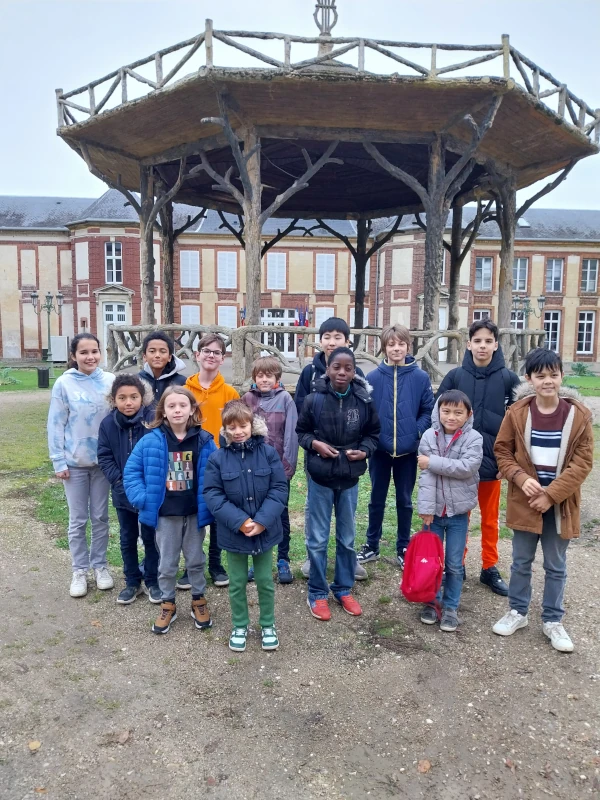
[
  {"x1": 296, "y1": 375, "x2": 380, "y2": 490},
  {"x1": 294, "y1": 351, "x2": 365, "y2": 414},
  {"x1": 435, "y1": 348, "x2": 521, "y2": 481}
]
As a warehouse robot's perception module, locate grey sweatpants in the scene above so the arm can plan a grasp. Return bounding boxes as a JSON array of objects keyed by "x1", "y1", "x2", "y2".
[
  {"x1": 155, "y1": 515, "x2": 207, "y2": 602},
  {"x1": 509, "y1": 511, "x2": 570, "y2": 623},
  {"x1": 63, "y1": 465, "x2": 110, "y2": 572}
]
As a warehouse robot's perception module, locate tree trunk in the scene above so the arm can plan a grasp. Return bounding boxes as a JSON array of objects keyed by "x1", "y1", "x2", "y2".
[
  {"x1": 447, "y1": 204, "x2": 463, "y2": 363},
  {"x1": 496, "y1": 175, "x2": 517, "y2": 333},
  {"x1": 242, "y1": 128, "x2": 262, "y2": 328},
  {"x1": 353, "y1": 219, "x2": 370, "y2": 342},
  {"x1": 161, "y1": 200, "x2": 175, "y2": 325},
  {"x1": 139, "y1": 166, "x2": 156, "y2": 325},
  {"x1": 422, "y1": 136, "x2": 449, "y2": 335}
]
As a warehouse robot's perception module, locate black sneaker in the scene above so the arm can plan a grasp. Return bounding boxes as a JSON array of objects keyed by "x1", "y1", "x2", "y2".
[
  {"x1": 146, "y1": 584, "x2": 162, "y2": 604},
  {"x1": 176, "y1": 571, "x2": 191, "y2": 590},
  {"x1": 396, "y1": 548, "x2": 407, "y2": 569},
  {"x1": 357, "y1": 544, "x2": 379, "y2": 564},
  {"x1": 209, "y1": 567, "x2": 230, "y2": 587},
  {"x1": 463, "y1": 565, "x2": 467, "y2": 582},
  {"x1": 117, "y1": 585, "x2": 144, "y2": 605},
  {"x1": 420, "y1": 604, "x2": 438, "y2": 625},
  {"x1": 480, "y1": 566, "x2": 508, "y2": 596}
]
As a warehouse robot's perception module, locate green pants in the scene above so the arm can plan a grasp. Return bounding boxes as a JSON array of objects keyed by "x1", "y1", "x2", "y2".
[{"x1": 227, "y1": 549, "x2": 275, "y2": 628}]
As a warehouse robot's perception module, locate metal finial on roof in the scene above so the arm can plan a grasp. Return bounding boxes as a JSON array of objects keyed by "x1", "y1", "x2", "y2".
[{"x1": 314, "y1": 0, "x2": 338, "y2": 36}]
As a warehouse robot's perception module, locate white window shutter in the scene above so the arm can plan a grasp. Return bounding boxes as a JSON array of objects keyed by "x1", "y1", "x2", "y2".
[
  {"x1": 316, "y1": 254, "x2": 335, "y2": 291},
  {"x1": 181, "y1": 305, "x2": 200, "y2": 325},
  {"x1": 218, "y1": 305, "x2": 237, "y2": 328},
  {"x1": 350, "y1": 258, "x2": 370, "y2": 293},
  {"x1": 267, "y1": 252, "x2": 286, "y2": 290},
  {"x1": 180, "y1": 251, "x2": 200, "y2": 288},
  {"x1": 314, "y1": 306, "x2": 335, "y2": 329},
  {"x1": 217, "y1": 252, "x2": 237, "y2": 289}
]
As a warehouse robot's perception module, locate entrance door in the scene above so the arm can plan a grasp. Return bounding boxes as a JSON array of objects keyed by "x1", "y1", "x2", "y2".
[
  {"x1": 103, "y1": 302, "x2": 126, "y2": 365},
  {"x1": 438, "y1": 306, "x2": 448, "y2": 363},
  {"x1": 260, "y1": 309, "x2": 297, "y2": 358}
]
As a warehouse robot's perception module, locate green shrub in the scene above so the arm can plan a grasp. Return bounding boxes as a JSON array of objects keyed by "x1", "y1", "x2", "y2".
[
  {"x1": 0, "y1": 367, "x2": 19, "y2": 386},
  {"x1": 571, "y1": 362, "x2": 593, "y2": 377}
]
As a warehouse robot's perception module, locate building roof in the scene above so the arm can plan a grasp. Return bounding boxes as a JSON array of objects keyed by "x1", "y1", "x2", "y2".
[{"x1": 0, "y1": 196, "x2": 96, "y2": 230}]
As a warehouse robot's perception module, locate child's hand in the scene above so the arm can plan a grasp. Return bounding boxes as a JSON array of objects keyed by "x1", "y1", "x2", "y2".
[
  {"x1": 417, "y1": 455, "x2": 430, "y2": 470},
  {"x1": 529, "y1": 492, "x2": 553, "y2": 513},
  {"x1": 245, "y1": 522, "x2": 265, "y2": 537},
  {"x1": 420, "y1": 514, "x2": 434, "y2": 526},
  {"x1": 55, "y1": 469, "x2": 70, "y2": 480},
  {"x1": 522, "y1": 477, "x2": 544, "y2": 497},
  {"x1": 346, "y1": 449, "x2": 366, "y2": 461},
  {"x1": 239, "y1": 518, "x2": 254, "y2": 533},
  {"x1": 312, "y1": 440, "x2": 339, "y2": 458}
]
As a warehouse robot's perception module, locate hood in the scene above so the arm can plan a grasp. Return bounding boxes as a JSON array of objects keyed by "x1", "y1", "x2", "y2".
[
  {"x1": 312, "y1": 350, "x2": 328, "y2": 373},
  {"x1": 64, "y1": 367, "x2": 106, "y2": 381},
  {"x1": 512, "y1": 380, "x2": 594, "y2": 418},
  {"x1": 186, "y1": 371, "x2": 225, "y2": 394},
  {"x1": 143, "y1": 354, "x2": 187, "y2": 382},
  {"x1": 377, "y1": 355, "x2": 417, "y2": 376},
  {"x1": 106, "y1": 380, "x2": 154, "y2": 409},
  {"x1": 248, "y1": 383, "x2": 286, "y2": 398},
  {"x1": 430, "y1": 396, "x2": 475, "y2": 436},
  {"x1": 220, "y1": 415, "x2": 269, "y2": 447},
  {"x1": 462, "y1": 346, "x2": 506, "y2": 376},
  {"x1": 314, "y1": 373, "x2": 373, "y2": 400}
]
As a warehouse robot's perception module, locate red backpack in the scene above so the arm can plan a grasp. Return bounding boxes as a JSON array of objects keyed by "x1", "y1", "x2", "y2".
[{"x1": 401, "y1": 529, "x2": 444, "y2": 605}]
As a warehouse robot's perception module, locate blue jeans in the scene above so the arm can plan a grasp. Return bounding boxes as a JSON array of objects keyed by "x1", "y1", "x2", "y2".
[
  {"x1": 366, "y1": 450, "x2": 417, "y2": 554},
  {"x1": 306, "y1": 480, "x2": 359, "y2": 601},
  {"x1": 116, "y1": 507, "x2": 158, "y2": 588},
  {"x1": 430, "y1": 513, "x2": 469, "y2": 611}
]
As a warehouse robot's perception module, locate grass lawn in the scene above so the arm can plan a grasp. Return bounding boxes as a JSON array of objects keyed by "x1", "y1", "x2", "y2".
[
  {"x1": 563, "y1": 375, "x2": 600, "y2": 396},
  {"x1": 0, "y1": 366, "x2": 66, "y2": 392}
]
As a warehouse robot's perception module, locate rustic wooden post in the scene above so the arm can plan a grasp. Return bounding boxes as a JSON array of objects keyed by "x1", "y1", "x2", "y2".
[
  {"x1": 205, "y1": 19, "x2": 214, "y2": 67},
  {"x1": 502, "y1": 34, "x2": 510, "y2": 79},
  {"x1": 447, "y1": 203, "x2": 463, "y2": 363},
  {"x1": 139, "y1": 165, "x2": 156, "y2": 325},
  {"x1": 55, "y1": 89, "x2": 65, "y2": 127},
  {"x1": 160, "y1": 200, "x2": 176, "y2": 324}
]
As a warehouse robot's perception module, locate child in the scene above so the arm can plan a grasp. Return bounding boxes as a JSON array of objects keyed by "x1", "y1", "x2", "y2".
[
  {"x1": 294, "y1": 316, "x2": 367, "y2": 581},
  {"x1": 416, "y1": 390, "x2": 483, "y2": 632},
  {"x1": 98, "y1": 374, "x2": 160, "y2": 604},
  {"x1": 296, "y1": 347, "x2": 380, "y2": 621},
  {"x1": 436, "y1": 319, "x2": 520, "y2": 595},
  {"x1": 185, "y1": 333, "x2": 239, "y2": 588},
  {"x1": 123, "y1": 387, "x2": 216, "y2": 635},
  {"x1": 47, "y1": 333, "x2": 115, "y2": 598},
  {"x1": 138, "y1": 331, "x2": 187, "y2": 407},
  {"x1": 243, "y1": 356, "x2": 298, "y2": 584},
  {"x1": 492, "y1": 348, "x2": 593, "y2": 653},
  {"x1": 203, "y1": 400, "x2": 288, "y2": 652},
  {"x1": 359, "y1": 324, "x2": 434, "y2": 570}
]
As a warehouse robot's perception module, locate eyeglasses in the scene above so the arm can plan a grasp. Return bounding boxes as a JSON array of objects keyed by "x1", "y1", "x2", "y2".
[{"x1": 200, "y1": 348, "x2": 223, "y2": 358}]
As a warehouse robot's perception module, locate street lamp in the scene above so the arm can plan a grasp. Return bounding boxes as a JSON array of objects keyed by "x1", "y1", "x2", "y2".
[
  {"x1": 512, "y1": 294, "x2": 546, "y2": 320},
  {"x1": 31, "y1": 290, "x2": 63, "y2": 378}
]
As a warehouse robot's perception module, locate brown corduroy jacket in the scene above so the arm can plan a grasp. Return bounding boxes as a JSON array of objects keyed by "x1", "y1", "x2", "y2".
[{"x1": 494, "y1": 384, "x2": 594, "y2": 539}]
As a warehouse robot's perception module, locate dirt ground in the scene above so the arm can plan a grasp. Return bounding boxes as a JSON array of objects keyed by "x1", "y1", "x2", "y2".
[{"x1": 1, "y1": 395, "x2": 599, "y2": 799}]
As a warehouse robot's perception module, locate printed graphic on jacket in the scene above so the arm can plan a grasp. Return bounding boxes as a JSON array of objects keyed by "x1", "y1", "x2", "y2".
[{"x1": 166, "y1": 450, "x2": 193, "y2": 491}]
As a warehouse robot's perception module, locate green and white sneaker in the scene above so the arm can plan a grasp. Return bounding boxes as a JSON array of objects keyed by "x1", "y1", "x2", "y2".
[
  {"x1": 229, "y1": 626, "x2": 248, "y2": 652},
  {"x1": 261, "y1": 626, "x2": 279, "y2": 651}
]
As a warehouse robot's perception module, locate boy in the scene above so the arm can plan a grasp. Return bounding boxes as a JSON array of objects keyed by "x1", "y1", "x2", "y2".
[
  {"x1": 138, "y1": 331, "x2": 187, "y2": 406},
  {"x1": 358, "y1": 324, "x2": 434, "y2": 570},
  {"x1": 294, "y1": 316, "x2": 367, "y2": 580},
  {"x1": 184, "y1": 333, "x2": 239, "y2": 587},
  {"x1": 297, "y1": 347, "x2": 380, "y2": 621},
  {"x1": 417, "y1": 390, "x2": 483, "y2": 632},
  {"x1": 243, "y1": 356, "x2": 298, "y2": 584},
  {"x1": 436, "y1": 319, "x2": 521, "y2": 595},
  {"x1": 492, "y1": 348, "x2": 593, "y2": 653}
]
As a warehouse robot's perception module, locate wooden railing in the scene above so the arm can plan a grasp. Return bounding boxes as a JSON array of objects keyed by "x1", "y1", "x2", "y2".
[
  {"x1": 106, "y1": 323, "x2": 545, "y2": 389},
  {"x1": 56, "y1": 23, "x2": 600, "y2": 141}
]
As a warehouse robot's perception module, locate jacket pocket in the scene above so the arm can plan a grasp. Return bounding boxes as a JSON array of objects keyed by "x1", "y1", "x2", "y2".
[
  {"x1": 253, "y1": 467, "x2": 271, "y2": 491},
  {"x1": 222, "y1": 471, "x2": 243, "y2": 500},
  {"x1": 306, "y1": 450, "x2": 336, "y2": 484}
]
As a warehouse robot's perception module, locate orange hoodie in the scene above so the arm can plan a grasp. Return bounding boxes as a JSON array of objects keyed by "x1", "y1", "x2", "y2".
[{"x1": 185, "y1": 372, "x2": 239, "y2": 447}]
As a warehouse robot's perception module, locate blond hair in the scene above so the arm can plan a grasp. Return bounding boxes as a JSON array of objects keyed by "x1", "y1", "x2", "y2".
[
  {"x1": 381, "y1": 324, "x2": 411, "y2": 349},
  {"x1": 251, "y1": 355, "x2": 282, "y2": 381}
]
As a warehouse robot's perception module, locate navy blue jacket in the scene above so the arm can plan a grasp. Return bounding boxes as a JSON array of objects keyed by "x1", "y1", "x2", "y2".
[
  {"x1": 123, "y1": 426, "x2": 216, "y2": 528},
  {"x1": 138, "y1": 354, "x2": 187, "y2": 408},
  {"x1": 294, "y1": 351, "x2": 365, "y2": 414},
  {"x1": 367, "y1": 356, "x2": 434, "y2": 457},
  {"x1": 203, "y1": 417, "x2": 288, "y2": 556}
]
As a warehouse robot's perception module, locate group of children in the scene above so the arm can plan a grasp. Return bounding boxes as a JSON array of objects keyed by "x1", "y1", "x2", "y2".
[{"x1": 47, "y1": 315, "x2": 593, "y2": 654}]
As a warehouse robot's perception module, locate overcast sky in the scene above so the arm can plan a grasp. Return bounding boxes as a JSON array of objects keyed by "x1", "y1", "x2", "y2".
[{"x1": 1, "y1": 0, "x2": 598, "y2": 209}]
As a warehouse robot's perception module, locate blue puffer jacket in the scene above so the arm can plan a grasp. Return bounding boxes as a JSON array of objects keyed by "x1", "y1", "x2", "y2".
[
  {"x1": 203, "y1": 417, "x2": 288, "y2": 556},
  {"x1": 123, "y1": 426, "x2": 216, "y2": 528},
  {"x1": 367, "y1": 356, "x2": 434, "y2": 456}
]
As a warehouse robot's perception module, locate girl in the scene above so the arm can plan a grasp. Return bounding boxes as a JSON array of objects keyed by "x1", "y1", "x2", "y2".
[
  {"x1": 47, "y1": 332, "x2": 115, "y2": 598},
  {"x1": 203, "y1": 400, "x2": 288, "y2": 652},
  {"x1": 123, "y1": 386, "x2": 216, "y2": 635},
  {"x1": 98, "y1": 374, "x2": 160, "y2": 605}
]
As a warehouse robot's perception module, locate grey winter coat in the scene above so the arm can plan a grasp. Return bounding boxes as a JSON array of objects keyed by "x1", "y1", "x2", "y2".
[{"x1": 417, "y1": 400, "x2": 483, "y2": 518}]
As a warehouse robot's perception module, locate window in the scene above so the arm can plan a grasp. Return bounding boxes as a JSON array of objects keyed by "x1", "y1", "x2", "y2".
[
  {"x1": 267, "y1": 252, "x2": 286, "y2": 290},
  {"x1": 544, "y1": 310, "x2": 561, "y2": 352},
  {"x1": 316, "y1": 254, "x2": 335, "y2": 291},
  {"x1": 441, "y1": 250, "x2": 447, "y2": 286},
  {"x1": 546, "y1": 258, "x2": 563, "y2": 293},
  {"x1": 217, "y1": 305, "x2": 237, "y2": 329},
  {"x1": 105, "y1": 242, "x2": 122, "y2": 284},
  {"x1": 180, "y1": 251, "x2": 200, "y2": 288},
  {"x1": 511, "y1": 310, "x2": 526, "y2": 330},
  {"x1": 473, "y1": 309, "x2": 490, "y2": 322},
  {"x1": 513, "y1": 257, "x2": 528, "y2": 292},
  {"x1": 349, "y1": 307, "x2": 369, "y2": 328},
  {"x1": 350, "y1": 257, "x2": 370, "y2": 292},
  {"x1": 581, "y1": 259, "x2": 598, "y2": 293},
  {"x1": 577, "y1": 311, "x2": 595, "y2": 354},
  {"x1": 217, "y1": 251, "x2": 237, "y2": 289},
  {"x1": 314, "y1": 306, "x2": 335, "y2": 330},
  {"x1": 180, "y1": 305, "x2": 200, "y2": 326},
  {"x1": 475, "y1": 257, "x2": 492, "y2": 291}
]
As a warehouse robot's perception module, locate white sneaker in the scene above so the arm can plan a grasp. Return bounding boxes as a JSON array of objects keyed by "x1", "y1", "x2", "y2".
[
  {"x1": 301, "y1": 559, "x2": 310, "y2": 579},
  {"x1": 70, "y1": 569, "x2": 88, "y2": 598},
  {"x1": 493, "y1": 609, "x2": 528, "y2": 636},
  {"x1": 94, "y1": 567, "x2": 114, "y2": 591},
  {"x1": 543, "y1": 621, "x2": 574, "y2": 653},
  {"x1": 355, "y1": 561, "x2": 368, "y2": 581}
]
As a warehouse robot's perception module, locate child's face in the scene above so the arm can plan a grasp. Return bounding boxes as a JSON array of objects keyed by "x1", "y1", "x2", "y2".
[
  {"x1": 385, "y1": 336, "x2": 409, "y2": 365},
  {"x1": 195, "y1": 343, "x2": 224, "y2": 371},
  {"x1": 163, "y1": 394, "x2": 193, "y2": 427},
  {"x1": 226, "y1": 419, "x2": 252, "y2": 443},
  {"x1": 327, "y1": 353, "x2": 356, "y2": 392},
  {"x1": 144, "y1": 340, "x2": 171, "y2": 374},
  {"x1": 74, "y1": 339, "x2": 101, "y2": 374},
  {"x1": 255, "y1": 371, "x2": 278, "y2": 392},
  {"x1": 439, "y1": 402, "x2": 470, "y2": 434},
  {"x1": 115, "y1": 385, "x2": 143, "y2": 416},
  {"x1": 321, "y1": 330, "x2": 349, "y2": 357},
  {"x1": 467, "y1": 330, "x2": 498, "y2": 367},
  {"x1": 526, "y1": 366, "x2": 562, "y2": 398}
]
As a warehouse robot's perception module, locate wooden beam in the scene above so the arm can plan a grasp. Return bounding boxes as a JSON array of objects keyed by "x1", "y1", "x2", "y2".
[
  {"x1": 140, "y1": 133, "x2": 230, "y2": 165},
  {"x1": 253, "y1": 125, "x2": 435, "y2": 145}
]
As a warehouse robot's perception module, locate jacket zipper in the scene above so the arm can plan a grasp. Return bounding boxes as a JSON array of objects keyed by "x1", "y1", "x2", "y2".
[
  {"x1": 438, "y1": 428, "x2": 463, "y2": 516},
  {"x1": 393, "y1": 367, "x2": 397, "y2": 457}
]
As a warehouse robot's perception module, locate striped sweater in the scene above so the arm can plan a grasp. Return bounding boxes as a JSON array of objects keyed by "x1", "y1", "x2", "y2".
[{"x1": 529, "y1": 398, "x2": 570, "y2": 486}]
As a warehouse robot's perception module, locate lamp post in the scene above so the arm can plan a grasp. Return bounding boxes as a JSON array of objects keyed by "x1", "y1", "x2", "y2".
[
  {"x1": 31, "y1": 290, "x2": 63, "y2": 378},
  {"x1": 512, "y1": 294, "x2": 546, "y2": 320}
]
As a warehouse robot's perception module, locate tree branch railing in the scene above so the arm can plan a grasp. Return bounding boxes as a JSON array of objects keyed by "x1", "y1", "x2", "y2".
[
  {"x1": 56, "y1": 23, "x2": 600, "y2": 142},
  {"x1": 105, "y1": 323, "x2": 544, "y2": 389}
]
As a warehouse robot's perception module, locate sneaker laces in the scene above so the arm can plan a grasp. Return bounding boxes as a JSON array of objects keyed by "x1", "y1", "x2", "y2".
[{"x1": 159, "y1": 606, "x2": 173, "y2": 620}]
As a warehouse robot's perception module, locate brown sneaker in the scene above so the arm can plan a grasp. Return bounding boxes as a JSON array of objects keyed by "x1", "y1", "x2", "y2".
[
  {"x1": 152, "y1": 601, "x2": 177, "y2": 635},
  {"x1": 191, "y1": 596, "x2": 212, "y2": 630}
]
